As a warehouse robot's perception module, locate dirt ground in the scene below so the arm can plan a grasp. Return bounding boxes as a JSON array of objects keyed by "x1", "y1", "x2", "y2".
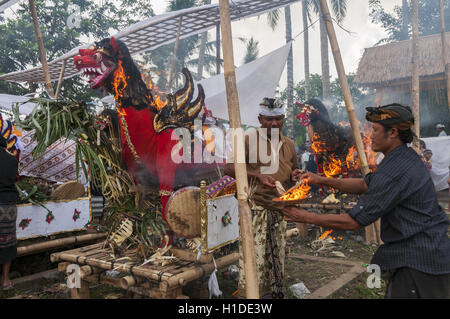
[{"x1": 1, "y1": 189, "x2": 448, "y2": 299}]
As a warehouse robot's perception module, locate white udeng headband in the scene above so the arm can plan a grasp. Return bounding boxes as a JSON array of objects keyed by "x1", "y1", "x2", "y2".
[{"x1": 258, "y1": 106, "x2": 285, "y2": 117}]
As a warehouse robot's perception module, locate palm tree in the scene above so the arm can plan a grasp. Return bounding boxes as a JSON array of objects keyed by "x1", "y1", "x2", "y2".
[
  {"x1": 401, "y1": 0, "x2": 410, "y2": 40},
  {"x1": 196, "y1": 0, "x2": 212, "y2": 80},
  {"x1": 242, "y1": 37, "x2": 260, "y2": 64},
  {"x1": 302, "y1": 0, "x2": 311, "y2": 100},
  {"x1": 266, "y1": 6, "x2": 295, "y2": 138},
  {"x1": 310, "y1": 0, "x2": 347, "y2": 102}
]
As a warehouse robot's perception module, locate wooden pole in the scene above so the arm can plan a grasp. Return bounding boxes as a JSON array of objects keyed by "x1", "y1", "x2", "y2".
[
  {"x1": 318, "y1": 0, "x2": 379, "y2": 244},
  {"x1": 17, "y1": 233, "x2": 107, "y2": 257},
  {"x1": 411, "y1": 0, "x2": 420, "y2": 153},
  {"x1": 216, "y1": 22, "x2": 221, "y2": 75},
  {"x1": 167, "y1": 16, "x2": 183, "y2": 93},
  {"x1": 218, "y1": 0, "x2": 259, "y2": 299},
  {"x1": 28, "y1": 0, "x2": 54, "y2": 98},
  {"x1": 439, "y1": 0, "x2": 450, "y2": 113},
  {"x1": 55, "y1": 59, "x2": 67, "y2": 100}
]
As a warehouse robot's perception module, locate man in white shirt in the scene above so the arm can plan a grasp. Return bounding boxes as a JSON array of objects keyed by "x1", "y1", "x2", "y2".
[
  {"x1": 301, "y1": 145, "x2": 311, "y2": 170},
  {"x1": 437, "y1": 124, "x2": 447, "y2": 137}
]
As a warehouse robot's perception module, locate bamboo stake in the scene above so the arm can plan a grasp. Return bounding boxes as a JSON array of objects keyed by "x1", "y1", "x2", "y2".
[
  {"x1": 167, "y1": 16, "x2": 183, "y2": 93},
  {"x1": 318, "y1": 0, "x2": 379, "y2": 244},
  {"x1": 55, "y1": 59, "x2": 67, "y2": 100},
  {"x1": 17, "y1": 233, "x2": 107, "y2": 257},
  {"x1": 166, "y1": 252, "x2": 238, "y2": 288},
  {"x1": 216, "y1": 22, "x2": 221, "y2": 75},
  {"x1": 28, "y1": 0, "x2": 54, "y2": 98},
  {"x1": 218, "y1": 0, "x2": 259, "y2": 299},
  {"x1": 411, "y1": 0, "x2": 420, "y2": 153},
  {"x1": 439, "y1": 0, "x2": 450, "y2": 113}
]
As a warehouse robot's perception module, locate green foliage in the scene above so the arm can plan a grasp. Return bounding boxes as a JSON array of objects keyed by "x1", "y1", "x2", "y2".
[
  {"x1": 0, "y1": 0, "x2": 154, "y2": 99},
  {"x1": 242, "y1": 37, "x2": 259, "y2": 65},
  {"x1": 369, "y1": 0, "x2": 450, "y2": 44}
]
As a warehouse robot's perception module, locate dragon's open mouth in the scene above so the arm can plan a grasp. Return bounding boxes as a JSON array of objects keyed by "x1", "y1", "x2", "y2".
[{"x1": 78, "y1": 61, "x2": 116, "y2": 90}]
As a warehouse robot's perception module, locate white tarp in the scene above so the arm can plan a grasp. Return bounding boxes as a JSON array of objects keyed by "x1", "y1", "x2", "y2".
[
  {"x1": 0, "y1": 0, "x2": 20, "y2": 13},
  {"x1": 0, "y1": 94, "x2": 37, "y2": 115},
  {"x1": 422, "y1": 136, "x2": 450, "y2": 191},
  {"x1": 101, "y1": 43, "x2": 291, "y2": 127},
  {"x1": 195, "y1": 42, "x2": 292, "y2": 127}
]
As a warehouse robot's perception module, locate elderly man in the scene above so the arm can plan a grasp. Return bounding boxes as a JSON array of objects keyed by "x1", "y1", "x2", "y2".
[
  {"x1": 284, "y1": 103, "x2": 450, "y2": 299},
  {"x1": 225, "y1": 97, "x2": 301, "y2": 299}
]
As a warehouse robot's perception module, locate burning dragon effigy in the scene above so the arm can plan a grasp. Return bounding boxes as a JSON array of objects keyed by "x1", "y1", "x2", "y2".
[
  {"x1": 12, "y1": 37, "x2": 228, "y2": 264},
  {"x1": 274, "y1": 98, "x2": 378, "y2": 205}
]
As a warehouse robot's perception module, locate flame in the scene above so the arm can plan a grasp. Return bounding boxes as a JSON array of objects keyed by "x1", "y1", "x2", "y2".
[
  {"x1": 279, "y1": 181, "x2": 311, "y2": 201},
  {"x1": 311, "y1": 134, "x2": 343, "y2": 178},
  {"x1": 322, "y1": 155, "x2": 342, "y2": 178},
  {"x1": 318, "y1": 229, "x2": 343, "y2": 241},
  {"x1": 112, "y1": 60, "x2": 128, "y2": 114},
  {"x1": 319, "y1": 229, "x2": 333, "y2": 240}
]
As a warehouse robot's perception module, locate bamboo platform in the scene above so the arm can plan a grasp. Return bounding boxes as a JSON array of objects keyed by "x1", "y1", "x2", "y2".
[{"x1": 51, "y1": 242, "x2": 238, "y2": 299}]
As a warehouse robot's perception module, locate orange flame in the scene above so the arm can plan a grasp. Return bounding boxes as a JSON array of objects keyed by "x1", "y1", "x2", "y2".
[
  {"x1": 279, "y1": 181, "x2": 311, "y2": 201},
  {"x1": 322, "y1": 154, "x2": 342, "y2": 178},
  {"x1": 112, "y1": 60, "x2": 128, "y2": 116},
  {"x1": 318, "y1": 229, "x2": 343, "y2": 241}
]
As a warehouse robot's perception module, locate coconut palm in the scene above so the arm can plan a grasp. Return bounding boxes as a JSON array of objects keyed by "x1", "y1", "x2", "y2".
[
  {"x1": 309, "y1": 0, "x2": 348, "y2": 102},
  {"x1": 266, "y1": 6, "x2": 295, "y2": 138},
  {"x1": 242, "y1": 37, "x2": 260, "y2": 64}
]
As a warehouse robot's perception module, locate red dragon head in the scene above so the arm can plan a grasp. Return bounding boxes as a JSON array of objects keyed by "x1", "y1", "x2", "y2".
[
  {"x1": 74, "y1": 37, "x2": 125, "y2": 90},
  {"x1": 295, "y1": 98, "x2": 329, "y2": 127}
]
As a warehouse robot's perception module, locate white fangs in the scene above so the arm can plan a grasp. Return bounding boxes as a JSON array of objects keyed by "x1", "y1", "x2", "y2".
[{"x1": 101, "y1": 62, "x2": 107, "y2": 72}]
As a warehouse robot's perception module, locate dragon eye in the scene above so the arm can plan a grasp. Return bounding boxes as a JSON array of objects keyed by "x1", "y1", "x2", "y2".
[{"x1": 94, "y1": 52, "x2": 102, "y2": 63}]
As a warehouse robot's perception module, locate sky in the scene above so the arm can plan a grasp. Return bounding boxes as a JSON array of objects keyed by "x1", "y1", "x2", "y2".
[
  {"x1": 149, "y1": 0, "x2": 401, "y2": 89},
  {"x1": 2, "y1": 0, "x2": 402, "y2": 90}
]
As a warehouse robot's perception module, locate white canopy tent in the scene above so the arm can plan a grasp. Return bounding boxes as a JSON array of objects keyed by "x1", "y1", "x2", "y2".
[
  {"x1": 0, "y1": 93, "x2": 37, "y2": 115},
  {"x1": 0, "y1": 0, "x2": 20, "y2": 13},
  {"x1": 101, "y1": 43, "x2": 291, "y2": 127},
  {"x1": 0, "y1": 0, "x2": 300, "y2": 84}
]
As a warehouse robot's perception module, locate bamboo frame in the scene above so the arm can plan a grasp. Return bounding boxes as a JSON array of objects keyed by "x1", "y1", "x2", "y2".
[
  {"x1": 55, "y1": 59, "x2": 67, "y2": 100},
  {"x1": 411, "y1": 0, "x2": 421, "y2": 153},
  {"x1": 218, "y1": 0, "x2": 259, "y2": 299},
  {"x1": 318, "y1": 0, "x2": 380, "y2": 244},
  {"x1": 17, "y1": 233, "x2": 106, "y2": 257},
  {"x1": 28, "y1": 0, "x2": 54, "y2": 98}
]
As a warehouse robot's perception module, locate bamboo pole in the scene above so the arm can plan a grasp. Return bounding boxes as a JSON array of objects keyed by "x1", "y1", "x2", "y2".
[
  {"x1": 54, "y1": 59, "x2": 67, "y2": 100},
  {"x1": 167, "y1": 16, "x2": 183, "y2": 93},
  {"x1": 411, "y1": 0, "x2": 420, "y2": 153},
  {"x1": 439, "y1": 0, "x2": 450, "y2": 113},
  {"x1": 318, "y1": 0, "x2": 379, "y2": 244},
  {"x1": 216, "y1": 22, "x2": 221, "y2": 75},
  {"x1": 28, "y1": 0, "x2": 54, "y2": 98},
  {"x1": 166, "y1": 252, "x2": 238, "y2": 288},
  {"x1": 17, "y1": 233, "x2": 107, "y2": 257},
  {"x1": 218, "y1": 0, "x2": 259, "y2": 299}
]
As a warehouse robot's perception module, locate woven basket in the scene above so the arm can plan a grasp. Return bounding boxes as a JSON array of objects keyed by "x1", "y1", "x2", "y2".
[{"x1": 51, "y1": 181, "x2": 86, "y2": 200}]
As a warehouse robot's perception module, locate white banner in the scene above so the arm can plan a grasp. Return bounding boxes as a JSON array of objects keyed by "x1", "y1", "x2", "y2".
[{"x1": 17, "y1": 197, "x2": 91, "y2": 240}]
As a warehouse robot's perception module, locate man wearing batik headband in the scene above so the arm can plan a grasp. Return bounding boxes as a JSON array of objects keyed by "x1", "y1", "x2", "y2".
[
  {"x1": 283, "y1": 103, "x2": 450, "y2": 299},
  {"x1": 225, "y1": 97, "x2": 302, "y2": 299}
]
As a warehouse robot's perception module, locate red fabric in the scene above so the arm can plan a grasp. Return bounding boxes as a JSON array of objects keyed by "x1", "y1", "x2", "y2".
[{"x1": 119, "y1": 108, "x2": 179, "y2": 219}]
